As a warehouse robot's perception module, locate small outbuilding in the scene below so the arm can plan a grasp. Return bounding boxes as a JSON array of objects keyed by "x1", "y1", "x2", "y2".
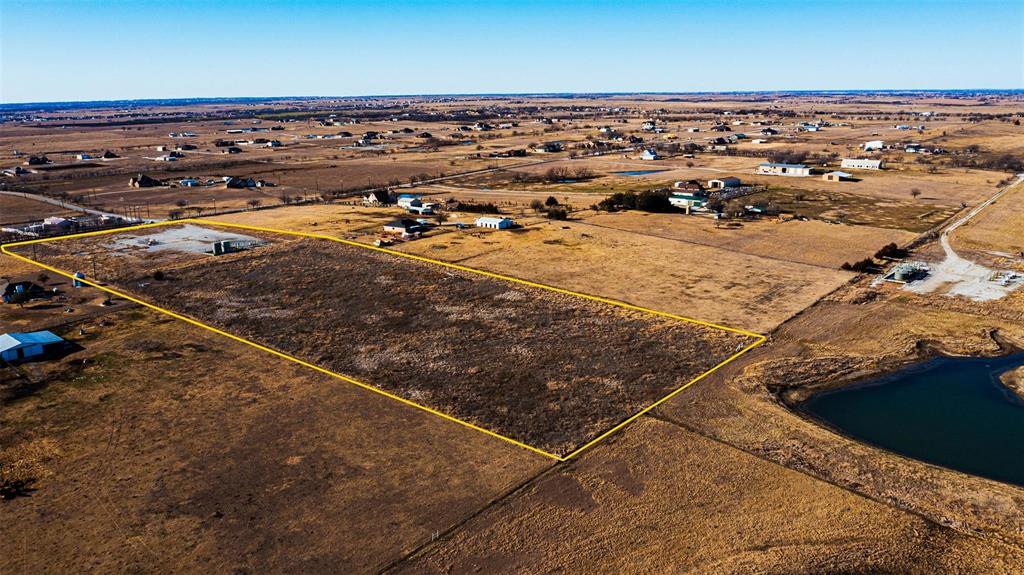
[
  {"x1": 823, "y1": 171, "x2": 855, "y2": 182},
  {"x1": 0, "y1": 331, "x2": 69, "y2": 363}
]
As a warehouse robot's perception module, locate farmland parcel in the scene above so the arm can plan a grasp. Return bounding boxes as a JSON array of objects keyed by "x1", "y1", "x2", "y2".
[{"x1": 12, "y1": 224, "x2": 758, "y2": 458}]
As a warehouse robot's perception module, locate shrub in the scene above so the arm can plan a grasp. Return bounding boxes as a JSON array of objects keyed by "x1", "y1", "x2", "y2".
[
  {"x1": 546, "y1": 207, "x2": 569, "y2": 220},
  {"x1": 875, "y1": 242, "x2": 908, "y2": 260},
  {"x1": 452, "y1": 201, "x2": 501, "y2": 214}
]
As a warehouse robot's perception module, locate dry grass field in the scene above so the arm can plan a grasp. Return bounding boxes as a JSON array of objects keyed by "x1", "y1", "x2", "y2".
[
  {"x1": 398, "y1": 219, "x2": 851, "y2": 333},
  {"x1": 0, "y1": 303, "x2": 549, "y2": 574},
  {"x1": 579, "y1": 211, "x2": 916, "y2": 268},
  {"x1": 950, "y1": 179, "x2": 1024, "y2": 256},
  {"x1": 396, "y1": 418, "x2": 1024, "y2": 575},
  {"x1": 19, "y1": 229, "x2": 754, "y2": 457},
  {"x1": 0, "y1": 194, "x2": 81, "y2": 224}
]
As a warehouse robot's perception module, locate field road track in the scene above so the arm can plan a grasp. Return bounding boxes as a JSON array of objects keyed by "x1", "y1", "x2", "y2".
[{"x1": 940, "y1": 174, "x2": 1023, "y2": 260}]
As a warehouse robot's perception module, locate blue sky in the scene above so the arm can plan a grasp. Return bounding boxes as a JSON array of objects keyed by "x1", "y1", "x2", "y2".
[{"x1": 1, "y1": 0, "x2": 1022, "y2": 103}]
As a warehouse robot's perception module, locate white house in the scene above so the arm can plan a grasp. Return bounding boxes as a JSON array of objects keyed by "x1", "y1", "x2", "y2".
[
  {"x1": 841, "y1": 158, "x2": 884, "y2": 170},
  {"x1": 757, "y1": 163, "x2": 811, "y2": 177},
  {"x1": 475, "y1": 217, "x2": 515, "y2": 230},
  {"x1": 640, "y1": 149, "x2": 660, "y2": 161},
  {"x1": 862, "y1": 140, "x2": 885, "y2": 151}
]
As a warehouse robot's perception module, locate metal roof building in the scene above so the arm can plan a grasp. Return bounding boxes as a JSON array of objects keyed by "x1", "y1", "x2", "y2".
[{"x1": 0, "y1": 331, "x2": 68, "y2": 363}]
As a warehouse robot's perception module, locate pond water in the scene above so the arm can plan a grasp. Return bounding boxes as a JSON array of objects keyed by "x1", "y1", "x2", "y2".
[
  {"x1": 611, "y1": 170, "x2": 667, "y2": 176},
  {"x1": 801, "y1": 353, "x2": 1024, "y2": 487}
]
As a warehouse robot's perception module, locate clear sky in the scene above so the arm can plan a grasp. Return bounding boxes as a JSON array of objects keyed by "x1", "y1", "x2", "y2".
[{"x1": 1, "y1": 0, "x2": 1022, "y2": 103}]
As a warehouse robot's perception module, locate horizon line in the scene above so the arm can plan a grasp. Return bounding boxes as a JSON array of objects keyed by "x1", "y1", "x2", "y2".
[{"x1": 3, "y1": 88, "x2": 1023, "y2": 109}]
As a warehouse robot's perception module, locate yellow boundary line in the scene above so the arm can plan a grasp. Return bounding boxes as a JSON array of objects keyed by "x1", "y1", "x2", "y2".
[{"x1": 1, "y1": 218, "x2": 766, "y2": 461}]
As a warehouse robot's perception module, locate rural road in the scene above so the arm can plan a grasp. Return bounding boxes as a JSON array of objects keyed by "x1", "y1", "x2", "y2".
[{"x1": 0, "y1": 190, "x2": 135, "y2": 221}]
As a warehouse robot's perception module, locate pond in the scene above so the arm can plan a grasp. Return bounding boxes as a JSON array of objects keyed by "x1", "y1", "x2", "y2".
[
  {"x1": 611, "y1": 170, "x2": 667, "y2": 177},
  {"x1": 801, "y1": 353, "x2": 1024, "y2": 487}
]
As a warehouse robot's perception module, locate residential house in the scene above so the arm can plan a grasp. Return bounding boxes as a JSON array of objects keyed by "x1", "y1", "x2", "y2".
[
  {"x1": 640, "y1": 149, "x2": 660, "y2": 161},
  {"x1": 673, "y1": 179, "x2": 704, "y2": 193},
  {"x1": 2, "y1": 281, "x2": 46, "y2": 304},
  {"x1": 862, "y1": 140, "x2": 885, "y2": 151},
  {"x1": 383, "y1": 218, "x2": 428, "y2": 235},
  {"x1": 536, "y1": 141, "x2": 563, "y2": 153},
  {"x1": 363, "y1": 190, "x2": 393, "y2": 205}
]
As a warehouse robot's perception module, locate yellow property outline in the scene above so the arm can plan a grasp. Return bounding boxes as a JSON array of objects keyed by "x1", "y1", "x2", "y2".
[{"x1": 1, "y1": 218, "x2": 766, "y2": 462}]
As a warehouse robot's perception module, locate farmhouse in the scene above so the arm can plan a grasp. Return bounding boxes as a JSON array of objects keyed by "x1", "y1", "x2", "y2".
[
  {"x1": 363, "y1": 190, "x2": 393, "y2": 205},
  {"x1": 823, "y1": 171, "x2": 854, "y2": 182},
  {"x1": 674, "y1": 179, "x2": 704, "y2": 192},
  {"x1": 383, "y1": 218, "x2": 428, "y2": 235},
  {"x1": 475, "y1": 217, "x2": 515, "y2": 229},
  {"x1": 226, "y1": 177, "x2": 257, "y2": 189},
  {"x1": 757, "y1": 162, "x2": 811, "y2": 177},
  {"x1": 640, "y1": 149, "x2": 660, "y2": 161},
  {"x1": 707, "y1": 176, "x2": 741, "y2": 189},
  {"x1": 0, "y1": 331, "x2": 69, "y2": 364},
  {"x1": 842, "y1": 158, "x2": 884, "y2": 170},
  {"x1": 129, "y1": 174, "x2": 163, "y2": 188}
]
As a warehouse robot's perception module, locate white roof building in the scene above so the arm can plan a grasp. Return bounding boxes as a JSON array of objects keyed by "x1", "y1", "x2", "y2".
[
  {"x1": 841, "y1": 158, "x2": 884, "y2": 170},
  {"x1": 475, "y1": 217, "x2": 515, "y2": 229}
]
